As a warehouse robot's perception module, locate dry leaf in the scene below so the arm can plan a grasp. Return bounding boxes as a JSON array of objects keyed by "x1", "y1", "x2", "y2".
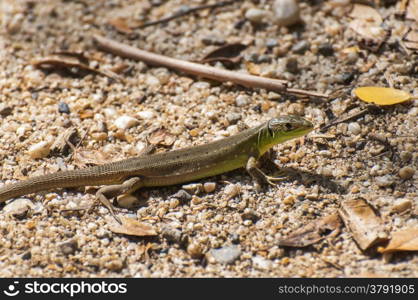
[
  {"x1": 348, "y1": 4, "x2": 387, "y2": 52},
  {"x1": 148, "y1": 128, "x2": 175, "y2": 147},
  {"x1": 32, "y1": 53, "x2": 121, "y2": 81},
  {"x1": 339, "y1": 198, "x2": 386, "y2": 250},
  {"x1": 378, "y1": 228, "x2": 418, "y2": 254},
  {"x1": 200, "y1": 43, "x2": 247, "y2": 66},
  {"x1": 50, "y1": 128, "x2": 79, "y2": 156},
  {"x1": 72, "y1": 149, "x2": 111, "y2": 168},
  {"x1": 278, "y1": 214, "x2": 342, "y2": 247},
  {"x1": 404, "y1": 30, "x2": 418, "y2": 51},
  {"x1": 108, "y1": 17, "x2": 133, "y2": 34},
  {"x1": 354, "y1": 86, "x2": 412, "y2": 106},
  {"x1": 245, "y1": 61, "x2": 261, "y2": 76},
  {"x1": 109, "y1": 63, "x2": 131, "y2": 74},
  {"x1": 406, "y1": 0, "x2": 418, "y2": 22},
  {"x1": 349, "y1": 4, "x2": 382, "y2": 24},
  {"x1": 109, "y1": 217, "x2": 157, "y2": 237}
]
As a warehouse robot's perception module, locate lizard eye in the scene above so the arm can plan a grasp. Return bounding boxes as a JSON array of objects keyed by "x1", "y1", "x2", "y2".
[{"x1": 285, "y1": 123, "x2": 293, "y2": 131}]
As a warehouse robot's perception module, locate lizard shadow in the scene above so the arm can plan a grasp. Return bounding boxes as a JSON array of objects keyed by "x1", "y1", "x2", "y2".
[{"x1": 261, "y1": 165, "x2": 347, "y2": 194}]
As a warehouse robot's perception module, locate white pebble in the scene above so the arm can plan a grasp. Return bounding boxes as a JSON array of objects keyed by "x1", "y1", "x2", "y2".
[
  {"x1": 252, "y1": 256, "x2": 272, "y2": 270},
  {"x1": 28, "y1": 141, "x2": 51, "y2": 159},
  {"x1": 348, "y1": 122, "x2": 361, "y2": 135},
  {"x1": 273, "y1": 0, "x2": 300, "y2": 27},
  {"x1": 245, "y1": 8, "x2": 268, "y2": 23},
  {"x1": 145, "y1": 75, "x2": 160, "y2": 87},
  {"x1": 203, "y1": 182, "x2": 216, "y2": 193},
  {"x1": 103, "y1": 107, "x2": 117, "y2": 119},
  {"x1": 137, "y1": 111, "x2": 154, "y2": 120},
  {"x1": 114, "y1": 115, "x2": 139, "y2": 130},
  {"x1": 3, "y1": 198, "x2": 34, "y2": 215},
  {"x1": 16, "y1": 124, "x2": 31, "y2": 137}
]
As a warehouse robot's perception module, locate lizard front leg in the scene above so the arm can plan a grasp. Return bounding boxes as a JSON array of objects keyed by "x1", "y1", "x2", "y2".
[
  {"x1": 246, "y1": 156, "x2": 285, "y2": 190},
  {"x1": 95, "y1": 177, "x2": 144, "y2": 224}
]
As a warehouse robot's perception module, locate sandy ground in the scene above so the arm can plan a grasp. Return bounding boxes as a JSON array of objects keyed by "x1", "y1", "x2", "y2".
[{"x1": 0, "y1": 0, "x2": 416, "y2": 277}]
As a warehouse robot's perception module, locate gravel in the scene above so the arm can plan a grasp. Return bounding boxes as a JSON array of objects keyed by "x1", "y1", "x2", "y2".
[{"x1": 0, "y1": 0, "x2": 416, "y2": 278}]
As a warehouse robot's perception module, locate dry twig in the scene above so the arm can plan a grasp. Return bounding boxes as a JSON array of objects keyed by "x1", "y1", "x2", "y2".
[
  {"x1": 93, "y1": 35, "x2": 328, "y2": 98},
  {"x1": 138, "y1": 1, "x2": 237, "y2": 28}
]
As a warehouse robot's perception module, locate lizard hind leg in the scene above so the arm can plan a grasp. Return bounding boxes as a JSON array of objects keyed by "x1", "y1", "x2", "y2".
[{"x1": 95, "y1": 177, "x2": 144, "y2": 224}]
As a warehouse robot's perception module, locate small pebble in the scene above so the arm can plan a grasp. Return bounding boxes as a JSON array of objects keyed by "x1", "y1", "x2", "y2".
[
  {"x1": 292, "y1": 40, "x2": 310, "y2": 54},
  {"x1": 230, "y1": 233, "x2": 240, "y2": 244},
  {"x1": 182, "y1": 183, "x2": 203, "y2": 194},
  {"x1": 235, "y1": 95, "x2": 249, "y2": 107},
  {"x1": 203, "y1": 182, "x2": 216, "y2": 193},
  {"x1": 3, "y1": 198, "x2": 34, "y2": 218},
  {"x1": 267, "y1": 92, "x2": 281, "y2": 100},
  {"x1": 398, "y1": 166, "x2": 415, "y2": 180},
  {"x1": 187, "y1": 241, "x2": 204, "y2": 258},
  {"x1": 273, "y1": 0, "x2": 300, "y2": 27},
  {"x1": 252, "y1": 256, "x2": 272, "y2": 270},
  {"x1": 338, "y1": 72, "x2": 355, "y2": 85},
  {"x1": 114, "y1": 115, "x2": 139, "y2": 130},
  {"x1": 285, "y1": 57, "x2": 299, "y2": 74},
  {"x1": 137, "y1": 111, "x2": 154, "y2": 120},
  {"x1": 21, "y1": 251, "x2": 31, "y2": 260},
  {"x1": 0, "y1": 104, "x2": 13, "y2": 117},
  {"x1": 171, "y1": 189, "x2": 192, "y2": 203},
  {"x1": 287, "y1": 103, "x2": 305, "y2": 115},
  {"x1": 224, "y1": 184, "x2": 240, "y2": 200},
  {"x1": 241, "y1": 208, "x2": 260, "y2": 223},
  {"x1": 208, "y1": 245, "x2": 241, "y2": 264},
  {"x1": 348, "y1": 122, "x2": 361, "y2": 135},
  {"x1": 145, "y1": 75, "x2": 160, "y2": 87},
  {"x1": 201, "y1": 35, "x2": 225, "y2": 46},
  {"x1": 375, "y1": 175, "x2": 394, "y2": 187},
  {"x1": 266, "y1": 38, "x2": 278, "y2": 48},
  {"x1": 58, "y1": 102, "x2": 70, "y2": 114},
  {"x1": 226, "y1": 112, "x2": 241, "y2": 125},
  {"x1": 28, "y1": 141, "x2": 51, "y2": 159},
  {"x1": 59, "y1": 239, "x2": 78, "y2": 255},
  {"x1": 162, "y1": 226, "x2": 186, "y2": 245},
  {"x1": 400, "y1": 151, "x2": 412, "y2": 162},
  {"x1": 245, "y1": 8, "x2": 268, "y2": 24},
  {"x1": 391, "y1": 199, "x2": 412, "y2": 214},
  {"x1": 318, "y1": 44, "x2": 334, "y2": 56}
]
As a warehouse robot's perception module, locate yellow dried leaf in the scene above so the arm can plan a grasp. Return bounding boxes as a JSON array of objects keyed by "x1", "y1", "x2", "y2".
[
  {"x1": 245, "y1": 61, "x2": 261, "y2": 76},
  {"x1": 354, "y1": 87, "x2": 412, "y2": 105},
  {"x1": 378, "y1": 228, "x2": 418, "y2": 254},
  {"x1": 109, "y1": 217, "x2": 157, "y2": 237}
]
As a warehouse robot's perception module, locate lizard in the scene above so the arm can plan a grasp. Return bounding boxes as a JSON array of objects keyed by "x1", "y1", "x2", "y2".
[{"x1": 0, "y1": 115, "x2": 313, "y2": 223}]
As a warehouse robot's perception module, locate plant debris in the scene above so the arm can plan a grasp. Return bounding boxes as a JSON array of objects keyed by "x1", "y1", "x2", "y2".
[
  {"x1": 31, "y1": 52, "x2": 122, "y2": 81},
  {"x1": 378, "y1": 228, "x2": 418, "y2": 254},
  {"x1": 200, "y1": 43, "x2": 247, "y2": 66},
  {"x1": 339, "y1": 198, "x2": 387, "y2": 251},
  {"x1": 354, "y1": 86, "x2": 412, "y2": 105},
  {"x1": 109, "y1": 217, "x2": 158, "y2": 237},
  {"x1": 278, "y1": 213, "x2": 342, "y2": 248}
]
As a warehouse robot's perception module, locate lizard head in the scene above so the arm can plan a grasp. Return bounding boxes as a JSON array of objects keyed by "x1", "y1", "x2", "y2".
[{"x1": 257, "y1": 115, "x2": 314, "y2": 155}]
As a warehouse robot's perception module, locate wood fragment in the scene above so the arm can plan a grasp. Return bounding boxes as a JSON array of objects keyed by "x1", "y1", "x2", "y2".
[
  {"x1": 109, "y1": 217, "x2": 157, "y2": 237},
  {"x1": 339, "y1": 198, "x2": 387, "y2": 250},
  {"x1": 93, "y1": 35, "x2": 328, "y2": 98}
]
